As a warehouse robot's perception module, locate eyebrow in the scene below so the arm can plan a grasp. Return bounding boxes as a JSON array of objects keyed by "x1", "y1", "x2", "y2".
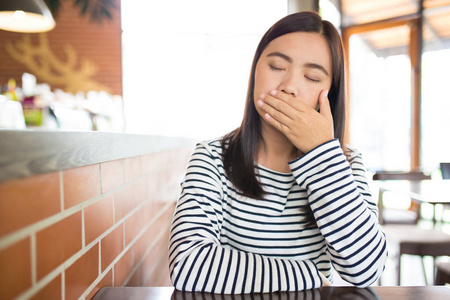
[
  {"x1": 304, "y1": 63, "x2": 329, "y2": 76},
  {"x1": 267, "y1": 51, "x2": 292, "y2": 63},
  {"x1": 266, "y1": 51, "x2": 329, "y2": 76}
]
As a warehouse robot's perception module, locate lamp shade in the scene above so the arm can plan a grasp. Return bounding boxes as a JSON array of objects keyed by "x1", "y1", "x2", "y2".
[{"x1": 0, "y1": 0, "x2": 55, "y2": 33}]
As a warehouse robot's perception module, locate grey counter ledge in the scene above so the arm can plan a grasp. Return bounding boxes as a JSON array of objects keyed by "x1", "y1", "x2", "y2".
[{"x1": 0, "y1": 130, "x2": 195, "y2": 182}]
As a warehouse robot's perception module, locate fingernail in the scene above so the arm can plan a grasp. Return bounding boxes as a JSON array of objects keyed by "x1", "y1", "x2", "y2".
[
  {"x1": 259, "y1": 94, "x2": 265, "y2": 100},
  {"x1": 257, "y1": 100, "x2": 264, "y2": 107},
  {"x1": 270, "y1": 90, "x2": 277, "y2": 96}
]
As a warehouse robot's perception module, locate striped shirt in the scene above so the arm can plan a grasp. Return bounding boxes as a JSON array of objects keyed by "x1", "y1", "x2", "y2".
[{"x1": 169, "y1": 138, "x2": 387, "y2": 293}]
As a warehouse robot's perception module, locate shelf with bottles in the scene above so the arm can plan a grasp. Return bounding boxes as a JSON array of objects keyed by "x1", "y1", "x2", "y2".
[{"x1": 0, "y1": 73, "x2": 124, "y2": 132}]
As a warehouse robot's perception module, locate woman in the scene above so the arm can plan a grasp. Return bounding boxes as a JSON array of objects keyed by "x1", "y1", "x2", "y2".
[{"x1": 169, "y1": 11, "x2": 387, "y2": 294}]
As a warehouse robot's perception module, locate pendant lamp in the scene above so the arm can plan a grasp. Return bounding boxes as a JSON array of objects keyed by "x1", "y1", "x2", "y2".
[{"x1": 0, "y1": 0, "x2": 56, "y2": 33}]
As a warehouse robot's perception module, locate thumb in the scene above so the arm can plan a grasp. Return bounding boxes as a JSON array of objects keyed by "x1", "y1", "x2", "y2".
[{"x1": 319, "y1": 90, "x2": 332, "y2": 121}]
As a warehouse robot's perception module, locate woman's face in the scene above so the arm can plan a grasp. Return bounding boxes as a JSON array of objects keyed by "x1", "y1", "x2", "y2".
[{"x1": 254, "y1": 31, "x2": 333, "y2": 116}]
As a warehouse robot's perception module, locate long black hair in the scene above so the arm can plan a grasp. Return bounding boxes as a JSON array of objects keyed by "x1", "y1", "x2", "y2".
[{"x1": 222, "y1": 11, "x2": 346, "y2": 199}]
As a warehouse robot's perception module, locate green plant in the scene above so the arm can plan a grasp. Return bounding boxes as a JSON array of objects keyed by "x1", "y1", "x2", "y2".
[{"x1": 44, "y1": 0, "x2": 118, "y2": 23}]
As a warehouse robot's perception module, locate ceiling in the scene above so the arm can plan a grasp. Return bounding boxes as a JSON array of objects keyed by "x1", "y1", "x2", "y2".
[{"x1": 340, "y1": 0, "x2": 450, "y2": 56}]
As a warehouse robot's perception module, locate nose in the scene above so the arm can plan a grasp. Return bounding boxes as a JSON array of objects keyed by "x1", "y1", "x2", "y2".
[{"x1": 279, "y1": 70, "x2": 299, "y2": 97}]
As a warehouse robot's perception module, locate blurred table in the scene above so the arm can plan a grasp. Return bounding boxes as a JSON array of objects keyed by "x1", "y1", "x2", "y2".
[
  {"x1": 91, "y1": 286, "x2": 450, "y2": 300},
  {"x1": 377, "y1": 179, "x2": 450, "y2": 225}
]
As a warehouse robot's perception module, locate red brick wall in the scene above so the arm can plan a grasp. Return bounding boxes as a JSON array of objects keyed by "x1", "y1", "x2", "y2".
[
  {"x1": 0, "y1": 0, "x2": 122, "y2": 95},
  {"x1": 0, "y1": 146, "x2": 192, "y2": 300}
]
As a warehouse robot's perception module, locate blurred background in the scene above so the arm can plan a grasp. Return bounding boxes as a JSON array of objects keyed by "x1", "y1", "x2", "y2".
[
  {"x1": 2, "y1": 0, "x2": 450, "y2": 293},
  {"x1": 1, "y1": 0, "x2": 449, "y2": 173}
]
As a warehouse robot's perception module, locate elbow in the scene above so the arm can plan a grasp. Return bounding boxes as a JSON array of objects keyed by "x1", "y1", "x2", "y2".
[
  {"x1": 341, "y1": 270, "x2": 383, "y2": 288},
  {"x1": 355, "y1": 234, "x2": 388, "y2": 287},
  {"x1": 341, "y1": 247, "x2": 389, "y2": 288}
]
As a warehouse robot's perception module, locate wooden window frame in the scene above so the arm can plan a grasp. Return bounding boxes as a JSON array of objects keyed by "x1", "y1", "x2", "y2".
[{"x1": 341, "y1": 3, "x2": 424, "y2": 170}]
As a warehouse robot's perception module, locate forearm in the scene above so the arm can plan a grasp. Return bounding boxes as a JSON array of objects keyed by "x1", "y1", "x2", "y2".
[
  {"x1": 170, "y1": 230, "x2": 322, "y2": 293},
  {"x1": 289, "y1": 139, "x2": 387, "y2": 286},
  {"x1": 169, "y1": 195, "x2": 323, "y2": 293}
]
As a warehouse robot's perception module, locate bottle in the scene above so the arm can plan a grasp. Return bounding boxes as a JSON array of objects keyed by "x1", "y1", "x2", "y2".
[{"x1": 4, "y1": 78, "x2": 18, "y2": 101}]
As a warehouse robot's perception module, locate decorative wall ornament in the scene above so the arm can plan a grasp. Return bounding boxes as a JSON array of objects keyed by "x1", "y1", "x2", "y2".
[{"x1": 5, "y1": 33, "x2": 111, "y2": 94}]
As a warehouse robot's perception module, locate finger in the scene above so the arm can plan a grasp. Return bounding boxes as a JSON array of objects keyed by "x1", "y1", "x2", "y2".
[
  {"x1": 263, "y1": 111, "x2": 289, "y2": 134},
  {"x1": 257, "y1": 97, "x2": 292, "y2": 126},
  {"x1": 318, "y1": 90, "x2": 332, "y2": 121},
  {"x1": 269, "y1": 90, "x2": 308, "y2": 113},
  {"x1": 261, "y1": 92, "x2": 298, "y2": 120}
]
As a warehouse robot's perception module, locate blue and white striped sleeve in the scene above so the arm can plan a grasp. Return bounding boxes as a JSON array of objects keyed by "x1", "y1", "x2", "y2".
[
  {"x1": 289, "y1": 139, "x2": 388, "y2": 287},
  {"x1": 169, "y1": 142, "x2": 323, "y2": 293}
]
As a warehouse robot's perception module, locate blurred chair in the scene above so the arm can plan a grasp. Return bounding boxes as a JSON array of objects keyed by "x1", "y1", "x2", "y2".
[
  {"x1": 439, "y1": 163, "x2": 450, "y2": 224},
  {"x1": 373, "y1": 171, "x2": 431, "y2": 225},
  {"x1": 381, "y1": 224, "x2": 450, "y2": 285},
  {"x1": 435, "y1": 261, "x2": 450, "y2": 285},
  {"x1": 440, "y1": 163, "x2": 450, "y2": 179},
  {"x1": 435, "y1": 164, "x2": 450, "y2": 286},
  {"x1": 373, "y1": 171, "x2": 450, "y2": 285}
]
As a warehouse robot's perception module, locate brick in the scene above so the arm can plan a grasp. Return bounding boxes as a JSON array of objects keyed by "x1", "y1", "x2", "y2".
[
  {"x1": 153, "y1": 203, "x2": 176, "y2": 231},
  {"x1": 86, "y1": 270, "x2": 112, "y2": 299},
  {"x1": 163, "y1": 203, "x2": 177, "y2": 224},
  {"x1": 133, "y1": 178, "x2": 148, "y2": 206},
  {"x1": 84, "y1": 195, "x2": 114, "y2": 245},
  {"x1": 124, "y1": 210, "x2": 142, "y2": 247},
  {"x1": 36, "y1": 212, "x2": 82, "y2": 280},
  {"x1": 140, "y1": 220, "x2": 172, "y2": 286},
  {"x1": 140, "y1": 153, "x2": 156, "y2": 174},
  {"x1": 156, "y1": 267, "x2": 172, "y2": 287},
  {"x1": 65, "y1": 244, "x2": 99, "y2": 300},
  {"x1": 100, "y1": 160, "x2": 125, "y2": 193},
  {"x1": 114, "y1": 248, "x2": 133, "y2": 287},
  {"x1": 124, "y1": 156, "x2": 141, "y2": 182},
  {"x1": 124, "y1": 201, "x2": 153, "y2": 246},
  {"x1": 114, "y1": 184, "x2": 135, "y2": 222},
  {"x1": 30, "y1": 274, "x2": 61, "y2": 300},
  {"x1": 115, "y1": 179, "x2": 147, "y2": 217},
  {"x1": 63, "y1": 164, "x2": 99, "y2": 209},
  {"x1": 133, "y1": 220, "x2": 158, "y2": 266},
  {"x1": 0, "y1": 238, "x2": 31, "y2": 299},
  {"x1": 126, "y1": 264, "x2": 143, "y2": 287},
  {"x1": 146, "y1": 172, "x2": 159, "y2": 202},
  {"x1": 142, "y1": 233, "x2": 171, "y2": 287},
  {"x1": 141, "y1": 249, "x2": 157, "y2": 287},
  {"x1": 101, "y1": 224, "x2": 123, "y2": 272},
  {"x1": 148, "y1": 169, "x2": 182, "y2": 203},
  {"x1": 0, "y1": 172, "x2": 60, "y2": 236}
]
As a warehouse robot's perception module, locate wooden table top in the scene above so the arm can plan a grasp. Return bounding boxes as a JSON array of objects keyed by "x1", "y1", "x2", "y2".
[{"x1": 91, "y1": 286, "x2": 450, "y2": 300}]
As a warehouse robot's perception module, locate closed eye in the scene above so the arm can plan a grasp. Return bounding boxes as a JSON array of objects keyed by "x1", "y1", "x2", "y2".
[
  {"x1": 305, "y1": 76, "x2": 320, "y2": 83},
  {"x1": 269, "y1": 64, "x2": 285, "y2": 71}
]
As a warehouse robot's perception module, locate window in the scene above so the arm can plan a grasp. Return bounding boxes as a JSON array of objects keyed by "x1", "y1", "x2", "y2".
[
  {"x1": 348, "y1": 26, "x2": 412, "y2": 171},
  {"x1": 342, "y1": 0, "x2": 450, "y2": 172},
  {"x1": 121, "y1": 0, "x2": 287, "y2": 139},
  {"x1": 421, "y1": 49, "x2": 450, "y2": 170}
]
